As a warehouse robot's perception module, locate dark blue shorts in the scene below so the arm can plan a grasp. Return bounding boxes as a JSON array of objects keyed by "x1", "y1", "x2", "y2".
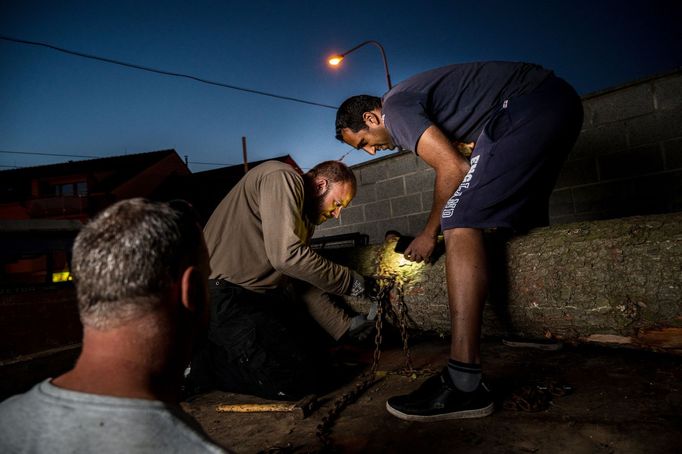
[{"x1": 440, "y1": 76, "x2": 584, "y2": 232}]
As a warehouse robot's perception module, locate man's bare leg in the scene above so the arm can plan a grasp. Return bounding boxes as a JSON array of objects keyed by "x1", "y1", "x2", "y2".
[
  {"x1": 385, "y1": 226, "x2": 493, "y2": 420},
  {"x1": 443, "y1": 227, "x2": 487, "y2": 392}
]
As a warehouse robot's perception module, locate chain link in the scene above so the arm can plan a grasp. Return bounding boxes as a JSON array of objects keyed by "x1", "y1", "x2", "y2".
[
  {"x1": 315, "y1": 279, "x2": 388, "y2": 449},
  {"x1": 258, "y1": 244, "x2": 439, "y2": 452},
  {"x1": 502, "y1": 381, "x2": 573, "y2": 412},
  {"x1": 394, "y1": 283, "x2": 414, "y2": 374},
  {"x1": 315, "y1": 245, "x2": 435, "y2": 449},
  {"x1": 370, "y1": 282, "x2": 386, "y2": 376}
]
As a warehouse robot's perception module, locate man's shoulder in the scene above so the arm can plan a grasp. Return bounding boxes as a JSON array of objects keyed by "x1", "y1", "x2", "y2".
[
  {"x1": 0, "y1": 381, "x2": 227, "y2": 453},
  {"x1": 0, "y1": 380, "x2": 42, "y2": 415},
  {"x1": 255, "y1": 160, "x2": 300, "y2": 177},
  {"x1": 386, "y1": 61, "x2": 542, "y2": 95},
  {"x1": 251, "y1": 161, "x2": 303, "y2": 189},
  {"x1": 385, "y1": 63, "x2": 473, "y2": 96}
]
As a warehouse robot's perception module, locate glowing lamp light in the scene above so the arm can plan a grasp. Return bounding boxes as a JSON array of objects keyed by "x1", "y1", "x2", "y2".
[
  {"x1": 323, "y1": 40, "x2": 392, "y2": 90},
  {"x1": 52, "y1": 271, "x2": 72, "y2": 283},
  {"x1": 328, "y1": 55, "x2": 344, "y2": 66}
]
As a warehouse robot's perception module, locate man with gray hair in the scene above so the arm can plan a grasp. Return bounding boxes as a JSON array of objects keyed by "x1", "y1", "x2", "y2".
[{"x1": 0, "y1": 198, "x2": 228, "y2": 453}]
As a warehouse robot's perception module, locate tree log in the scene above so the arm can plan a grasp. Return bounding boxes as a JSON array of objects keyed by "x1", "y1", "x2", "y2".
[{"x1": 321, "y1": 213, "x2": 682, "y2": 354}]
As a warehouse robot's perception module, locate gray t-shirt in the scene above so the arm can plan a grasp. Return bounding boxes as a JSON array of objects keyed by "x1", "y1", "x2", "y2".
[
  {"x1": 382, "y1": 61, "x2": 553, "y2": 151},
  {"x1": 0, "y1": 379, "x2": 229, "y2": 453}
]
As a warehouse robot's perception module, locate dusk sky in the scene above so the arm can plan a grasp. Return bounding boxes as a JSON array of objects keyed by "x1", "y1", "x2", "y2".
[{"x1": 1, "y1": 0, "x2": 680, "y2": 173}]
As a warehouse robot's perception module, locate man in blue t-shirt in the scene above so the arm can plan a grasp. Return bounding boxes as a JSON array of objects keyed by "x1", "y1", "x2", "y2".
[{"x1": 336, "y1": 61, "x2": 583, "y2": 421}]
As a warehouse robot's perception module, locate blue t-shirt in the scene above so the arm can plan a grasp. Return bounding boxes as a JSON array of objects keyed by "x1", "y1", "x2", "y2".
[{"x1": 382, "y1": 61, "x2": 553, "y2": 152}]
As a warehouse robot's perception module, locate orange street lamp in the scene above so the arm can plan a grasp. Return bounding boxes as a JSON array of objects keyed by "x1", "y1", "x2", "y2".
[
  {"x1": 327, "y1": 40, "x2": 393, "y2": 90},
  {"x1": 328, "y1": 56, "x2": 344, "y2": 66}
]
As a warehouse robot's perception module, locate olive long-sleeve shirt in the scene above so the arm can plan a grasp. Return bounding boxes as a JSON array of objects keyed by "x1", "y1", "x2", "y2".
[{"x1": 204, "y1": 161, "x2": 353, "y2": 296}]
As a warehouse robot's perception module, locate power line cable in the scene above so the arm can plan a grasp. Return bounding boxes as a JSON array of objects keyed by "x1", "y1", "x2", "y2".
[
  {"x1": 1, "y1": 147, "x2": 358, "y2": 169},
  {"x1": 189, "y1": 161, "x2": 233, "y2": 166},
  {"x1": 0, "y1": 34, "x2": 338, "y2": 110},
  {"x1": 0, "y1": 149, "x2": 240, "y2": 168},
  {"x1": 0, "y1": 36, "x2": 360, "y2": 167},
  {"x1": 1, "y1": 149, "x2": 99, "y2": 159}
]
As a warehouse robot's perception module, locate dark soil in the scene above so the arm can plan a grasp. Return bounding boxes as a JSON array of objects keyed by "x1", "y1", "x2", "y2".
[{"x1": 182, "y1": 336, "x2": 682, "y2": 453}]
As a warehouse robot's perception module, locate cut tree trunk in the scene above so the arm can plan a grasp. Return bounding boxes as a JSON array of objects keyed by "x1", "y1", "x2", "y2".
[{"x1": 321, "y1": 213, "x2": 682, "y2": 354}]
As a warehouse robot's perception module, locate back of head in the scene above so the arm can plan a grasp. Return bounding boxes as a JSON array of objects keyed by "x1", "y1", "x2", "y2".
[
  {"x1": 306, "y1": 160, "x2": 357, "y2": 194},
  {"x1": 335, "y1": 95, "x2": 382, "y2": 141},
  {"x1": 72, "y1": 198, "x2": 202, "y2": 330}
]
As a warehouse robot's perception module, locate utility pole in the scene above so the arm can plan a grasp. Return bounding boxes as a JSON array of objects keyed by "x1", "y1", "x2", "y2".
[{"x1": 242, "y1": 136, "x2": 249, "y2": 173}]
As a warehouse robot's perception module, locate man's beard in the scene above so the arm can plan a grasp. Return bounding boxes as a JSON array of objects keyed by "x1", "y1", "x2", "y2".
[{"x1": 310, "y1": 185, "x2": 331, "y2": 225}]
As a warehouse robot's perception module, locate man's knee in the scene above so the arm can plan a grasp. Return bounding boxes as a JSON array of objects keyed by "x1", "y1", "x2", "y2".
[{"x1": 443, "y1": 227, "x2": 483, "y2": 245}]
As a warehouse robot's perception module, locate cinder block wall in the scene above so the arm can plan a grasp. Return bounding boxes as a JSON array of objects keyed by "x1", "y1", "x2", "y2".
[
  {"x1": 551, "y1": 69, "x2": 682, "y2": 223},
  {"x1": 315, "y1": 69, "x2": 682, "y2": 244}
]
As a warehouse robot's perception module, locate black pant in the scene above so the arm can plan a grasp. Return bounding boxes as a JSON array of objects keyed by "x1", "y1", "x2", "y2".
[{"x1": 188, "y1": 280, "x2": 331, "y2": 400}]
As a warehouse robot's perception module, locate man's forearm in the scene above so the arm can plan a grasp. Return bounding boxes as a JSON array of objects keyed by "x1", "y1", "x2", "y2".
[
  {"x1": 268, "y1": 243, "x2": 353, "y2": 295},
  {"x1": 424, "y1": 167, "x2": 469, "y2": 236},
  {"x1": 415, "y1": 126, "x2": 472, "y2": 237}
]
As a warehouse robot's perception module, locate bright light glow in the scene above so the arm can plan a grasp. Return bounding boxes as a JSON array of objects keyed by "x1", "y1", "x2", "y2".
[
  {"x1": 398, "y1": 256, "x2": 411, "y2": 267},
  {"x1": 328, "y1": 55, "x2": 344, "y2": 66},
  {"x1": 378, "y1": 242, "x2": 425, "y2": 272},
  {"x1": 52, "y1": 271, "x2": 72, "y2": 282}
]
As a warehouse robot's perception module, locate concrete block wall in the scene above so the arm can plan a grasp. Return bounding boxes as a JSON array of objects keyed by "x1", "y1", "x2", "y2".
[
  {"x1": 550, "y1": 69, "x2": 682, "y2": 223},
  {"x1": 314, "y1": 152, "x2": 435, "y2": 243},
  {"x1": 315, "y1": 69, "x2": 682, "y2": 244}
]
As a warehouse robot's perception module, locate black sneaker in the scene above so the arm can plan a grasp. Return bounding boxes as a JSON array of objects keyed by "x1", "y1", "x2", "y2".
[{"x1": 386, "y1": 369, "x2": 494, "y2": 421}]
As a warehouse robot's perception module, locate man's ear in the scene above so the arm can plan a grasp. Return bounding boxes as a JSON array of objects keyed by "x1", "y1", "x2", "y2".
[
  {"x1": 180, "y1": 266, "x2": 206, "y2": 314},
  {"x1": 362, "y1": 110, "x2": 381, "y2": 127},
  {"x1": 314, "y1": 177, "x2": 329, "y2": 196}
]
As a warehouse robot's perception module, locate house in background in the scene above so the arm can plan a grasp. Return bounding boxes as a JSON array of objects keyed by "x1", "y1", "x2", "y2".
[
  {"x1": 0, "y1": 149, "x2": 302, "y2": 287},
  {"x1": 153, "y1": 154, "x2": 301, "y2": 225},
  {"x1": 0, "y1": 149, "x2": 190, "y2": 222},
  {"x1": 0, "y1": 149, "x2": 190, "y2": 289}
]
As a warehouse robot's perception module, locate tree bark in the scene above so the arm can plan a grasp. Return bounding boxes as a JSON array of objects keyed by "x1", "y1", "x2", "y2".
[{"x1": 321, "y1": 213, "x2": 682, "y2": 354}]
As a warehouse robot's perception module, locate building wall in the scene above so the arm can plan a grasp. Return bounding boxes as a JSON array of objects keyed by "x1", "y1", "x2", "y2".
[{"x1": 314, "y1": 69, "x2": 682, "y2": 244}]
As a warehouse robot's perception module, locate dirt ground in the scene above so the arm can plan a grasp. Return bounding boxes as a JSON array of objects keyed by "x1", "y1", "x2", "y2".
[{"x1": 182, "y1": 336, "x2": 682, "y2": 453}]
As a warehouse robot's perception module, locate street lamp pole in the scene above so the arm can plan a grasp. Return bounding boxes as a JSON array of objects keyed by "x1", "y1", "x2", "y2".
[{"x1": 328, "y1": 40, "x2": 393, "y2": 91}]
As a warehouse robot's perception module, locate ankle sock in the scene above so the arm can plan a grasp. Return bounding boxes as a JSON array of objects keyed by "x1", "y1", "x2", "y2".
[{"x1": 447, "y1": 359, "x2": 481, "y2": 392}]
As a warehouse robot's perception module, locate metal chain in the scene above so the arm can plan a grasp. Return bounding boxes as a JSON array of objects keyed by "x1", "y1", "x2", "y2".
[
  {"x1": 315, "y1": 284, "x2": 387, "y2": 449},
  {"x1": 315, "y1": 372, "x2": 381, "y2": 449},
  {"x1": 370, "y1": 290, "x2": 385, "y2": 376},
  {"x1": 394, "y1": 282, "x2": 414, "y2": 374},
  {"x1": 502, "y1": 381, "x2": 573, "y2": 412},
  {"x1": 314, "y1": 245, "x2": 435, "y2": 449}
]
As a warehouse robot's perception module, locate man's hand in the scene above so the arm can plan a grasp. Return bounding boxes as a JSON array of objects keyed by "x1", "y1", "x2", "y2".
[
  {"x1": 410, "y1": 125, "x2": 470, "y2": 265},
  {"x1": 453, "y1": 140, "x2": 475, "y2": 158},
  {"x1": 404, "y1": 232, "x2": 437, "y2": 263},
  {"x1": 346, "y1": 314, "x2": 375, "y2": 342}
]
